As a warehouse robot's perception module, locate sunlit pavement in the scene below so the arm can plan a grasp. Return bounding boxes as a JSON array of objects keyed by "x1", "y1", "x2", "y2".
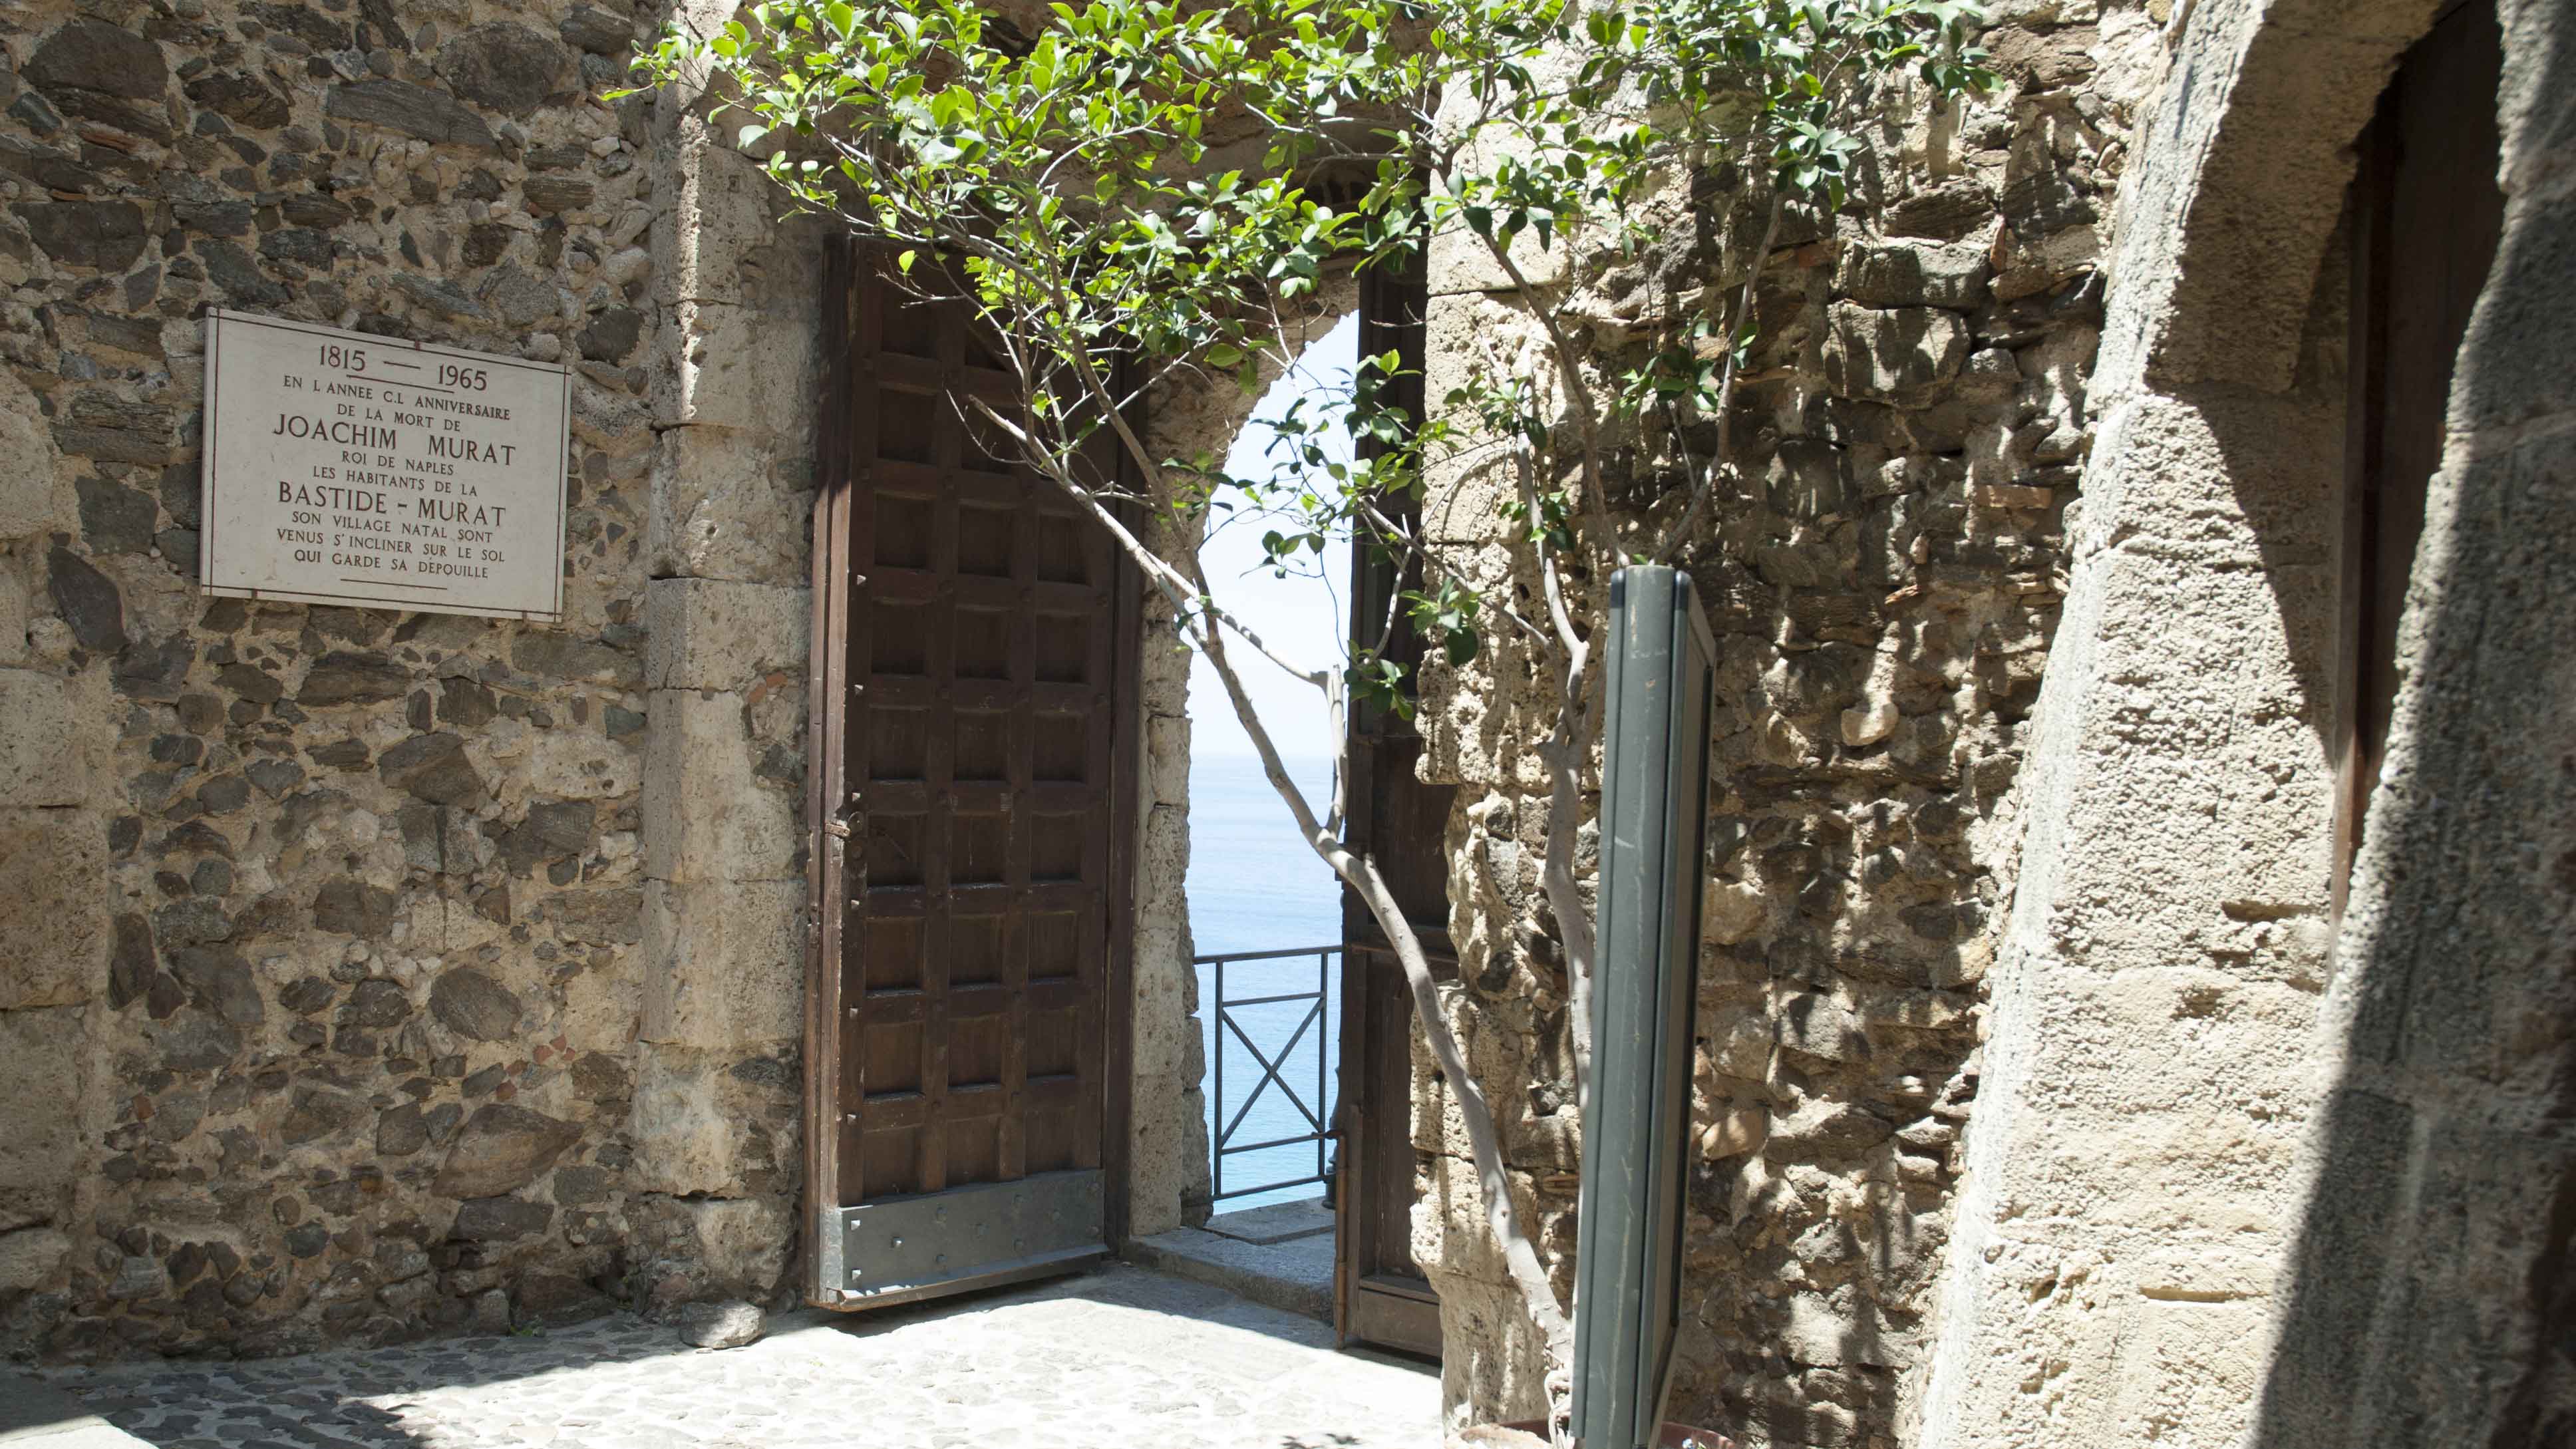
[{"x1": 37, "y1": 1263, "x2": 1440, "y2": 1449}]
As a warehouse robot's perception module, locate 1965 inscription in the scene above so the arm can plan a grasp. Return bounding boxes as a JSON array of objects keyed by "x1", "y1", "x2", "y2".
[{"x1": 200, "y1": 310, "x2": 571, "y2": 620}]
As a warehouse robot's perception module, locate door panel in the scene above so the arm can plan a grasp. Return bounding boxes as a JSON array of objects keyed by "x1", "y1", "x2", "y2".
[
  {"x1": 806, "y1": 244, "x2": 1131, "y2": 1309},
  {"x1": 1336, "y1": 263, "x2": 1450, "y2": 1359},
  {"x1": 2336, "y1": 0, "x2": 2504, "y2": 903}
]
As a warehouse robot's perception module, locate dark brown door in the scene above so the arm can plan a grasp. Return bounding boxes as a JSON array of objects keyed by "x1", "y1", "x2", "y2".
[
  {"x1": 805, "y1": 244, "x2": 1139, "y2": 1309},
  {"x1": 1335, "y1": 265, "x2": 1450, "y2": 1357},
  {"x1": 2336, "y1": 0, "x2": 2503, "y2": 903}
]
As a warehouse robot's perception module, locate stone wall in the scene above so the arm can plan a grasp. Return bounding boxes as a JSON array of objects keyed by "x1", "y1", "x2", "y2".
[
  {"x1": 1919, "y1": 0, "x2": 2576, "y2": 1446},
  {"x1": 1412, "y1": 0, "x2": 2576, "y2": 1446},
  {"x1": 2253, "y1": 0, "x2": 2576, "y2": 1436},
  {"x1": 1904, "y1": 0, "x2": 2390, "y2": 1440},
  {"x1": 1410, "y1": 1, "x2": 2167, "y2": 1437},
  {"x1": 0, "y1": 0, "x2": 820, "y2": 1359}
]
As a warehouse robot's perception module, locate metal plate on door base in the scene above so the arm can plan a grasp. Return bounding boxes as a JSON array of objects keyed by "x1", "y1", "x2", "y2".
[{"x1": 815, "y1": 1170, "x2": 1104, "y2": 1311}]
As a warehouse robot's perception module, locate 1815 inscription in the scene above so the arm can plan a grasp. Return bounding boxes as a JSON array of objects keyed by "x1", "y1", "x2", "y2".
[{"x1": 201, "y1": 309, "x2": 571, "y2": 620}]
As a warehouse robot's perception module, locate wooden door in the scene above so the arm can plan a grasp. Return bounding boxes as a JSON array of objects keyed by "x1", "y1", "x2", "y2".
[
  {"x1": 804, "y1": 243, "x2": 1140, "y2": 1310},
  {"x1": 1335, "y1": 265, "x2": 1451, "y2": 1357},
  {"x1": 2336, "y1": 0, "x2": 2503, "y2": 903}
]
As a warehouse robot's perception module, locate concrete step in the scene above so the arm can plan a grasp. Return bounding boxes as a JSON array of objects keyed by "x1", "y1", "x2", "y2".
[
  {"x1": 1203, "y1": 1198, "x2": 1335, "y2": 1247},
  {"x1": 1125, "y1": 1222, "x2": 1335, "y2": 1323}
]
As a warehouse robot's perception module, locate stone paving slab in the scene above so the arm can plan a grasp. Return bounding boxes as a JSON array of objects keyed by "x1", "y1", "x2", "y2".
[
  {"x1": 1126, "y1": 1230, "x2": 1335, "y2": 1324},
  {"x1": 1202, "y1": 1200, "x2": 1334, "y2": 1247},
  {"x1": 35, "y1": 1264, "x2": 1439, "y2": 1449}
]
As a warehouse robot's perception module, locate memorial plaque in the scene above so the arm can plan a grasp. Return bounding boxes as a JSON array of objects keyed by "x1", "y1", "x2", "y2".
[{"x1": 200, "y1": 309, "x2": 571, "y2": 621}]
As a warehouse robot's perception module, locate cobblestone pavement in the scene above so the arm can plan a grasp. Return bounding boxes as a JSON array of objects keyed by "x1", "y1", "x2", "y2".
[{"x1": 39, "y1": 1264, "x2": 1441, "y2": 1449}]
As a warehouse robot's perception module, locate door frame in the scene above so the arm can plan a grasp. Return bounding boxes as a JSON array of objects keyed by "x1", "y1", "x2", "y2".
[{"x1": 801, "y1": 236, "x2": 1144, "y2": 1309}]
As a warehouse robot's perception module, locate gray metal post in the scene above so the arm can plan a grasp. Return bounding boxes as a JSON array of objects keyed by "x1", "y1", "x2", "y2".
[{"x1": 1571, "y1": 565, "x2": 1716, "y2": 1449}]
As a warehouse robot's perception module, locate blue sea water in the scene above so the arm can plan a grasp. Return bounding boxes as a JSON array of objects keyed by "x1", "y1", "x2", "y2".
[{"x1": 1187, "y1": 752, "x2": 1345, "y2": 1212}]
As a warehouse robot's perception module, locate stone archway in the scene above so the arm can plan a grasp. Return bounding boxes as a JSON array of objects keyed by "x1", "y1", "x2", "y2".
[
  {"x1": 1125, "y1": 277, "x2": 1363, "y2": 1242},
  {"x1": 1911, "y1": 2, "x2": 2542, "y2": 1446}
]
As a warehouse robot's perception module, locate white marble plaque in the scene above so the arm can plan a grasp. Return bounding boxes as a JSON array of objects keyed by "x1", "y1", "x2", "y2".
[{"x1": 200, "y1": 309, "x2": 570, "y2": 620}]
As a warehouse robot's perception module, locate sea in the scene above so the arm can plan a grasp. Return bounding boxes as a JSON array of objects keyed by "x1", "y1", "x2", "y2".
[{"x1": 1186, "y1": 751, "x2": 1345, "y2": 1213}]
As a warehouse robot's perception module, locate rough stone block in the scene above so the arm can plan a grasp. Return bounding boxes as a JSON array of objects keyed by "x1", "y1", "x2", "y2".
[
  {"x1": 431, "y1": 1104, "x2": 583, "y2": 1199},
  {"x1": 0, "y1": 1224, "x2": 68, "y2": 1294},
  {"x1": 1422, "y1": 69, "x2": 1583, "y2": 298},
  {"x1": 627, "y1": 1045, "x2": 796, "y2": 1199},
  {"x1": 639, "y1": 878, "x2": 803, "y2": 1049},
  {"x1": 1822, "y1": 301, "x2": 1969, "y2": 403},
  {"x1": 2453, "y1": 185, "x2": 2576, "y2": 432},
  {"x1": 641, "y1": 688, "x2": 800, "y2": 885},
  {"x1": 0, "y1": 556, "x2": 28, "y2": 669},
  {"x1": 1835, "y1": 239, "x2": 1992, "y2": 309},
  {"x1": 324, "y1": 79, "x2": 498, "y2": 149},
  {"x1": 526, "y1": 725, "x2": 642, "y2": 800},
  {"x1": 0, "y1": 1006, "x2": 82, "y2": 1229},
  {"x1": 561, "y1": 949, "x2": 643, "y2": 1054},
  {"x1": 1423, "y1": 1255, "x2": 1555, "y2": 1424},
  {"x1": 1422, "y1": 295, "x2": 1541, "y2": 542},
  {"x1": 651, "y1": 297, "x2": 820, "y2": 437},
  {"x1": 0, "y1": 808, "x2": 106, "y2": 1009},
  {"x1": 643, "y1": 577, "x2": 810, "y2": 693},
  {"x1": 2102, "y1": 1299, "x2": 2266, "y2": 1446},
  {"x1": 1146, "y1": 714, "x2": 1191, "y2": 808},
  {"x1": 646, "y1": 426, "x2": 813, "y2": 586},
  {"x1": 637, "y1": 1192, "x2": 792, "y2": 1301},
  {"x1": 2498, "y1": 0, "x2": 2576, "y2": 190},
  {"x1": 0, "y1": 669, "x2": 97, "y2": 807},
  {"x1": 1427, "y1": 222, "x2": 1565, "y2": 299},
  {"x1": 1125, "y1": 1071, "x2": 1210, "y2": 1237},
  {"x1": 651, "y1": 125, "x2": 799, "y2": 310},
  {"x1": 1780, "y1": 1291, "x2": 1896, "y2": 1368},
  {"x1": 0, "y1": 367, "x2": 71, "y2": 542},
  {"x1": 1130, "y1": 969, "x2": 1203, "y2": 1084},
  {"x1": 679, "y1": 1298, "x2": 766, "y2": 1348}
]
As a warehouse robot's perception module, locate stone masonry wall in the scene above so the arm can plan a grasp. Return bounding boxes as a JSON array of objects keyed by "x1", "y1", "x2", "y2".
[
  {"x1": 2254, "y1": 0, "x2": 2576, "y2": 1437},
  {"x1": 1919, "y1": 1, "x2": 2576, "y2": 1447},
  {"x1": 1411, "y1": 3, "x2": 2167, "y2": 1438},
  {"x1": 0, "y1": 0, "x2": 820, "y2": 1360}
]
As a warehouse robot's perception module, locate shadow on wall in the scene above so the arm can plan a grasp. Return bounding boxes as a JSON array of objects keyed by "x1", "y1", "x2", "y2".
[{"x1": 2251, "y1": 0, "x2": 2576, "y2": 1444}]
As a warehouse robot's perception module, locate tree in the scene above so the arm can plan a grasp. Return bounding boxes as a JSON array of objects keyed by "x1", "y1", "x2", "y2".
[{"x1": 626, "y1": 0, "x2": 1987, "y2": 1431}]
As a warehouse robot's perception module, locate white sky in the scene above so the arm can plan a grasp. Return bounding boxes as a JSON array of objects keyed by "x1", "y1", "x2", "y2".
[{"x1": 1188, "y1": 313, "x2": 1359, "y2": 761}]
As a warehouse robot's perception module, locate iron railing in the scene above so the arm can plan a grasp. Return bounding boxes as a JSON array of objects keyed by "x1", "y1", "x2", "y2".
[{"x1": 1196, "y1": 945, "x2": 1339, "y2": 1203}]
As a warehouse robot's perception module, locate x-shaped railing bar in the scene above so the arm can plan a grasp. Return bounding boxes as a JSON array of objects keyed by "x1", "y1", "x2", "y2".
[{"x1": 1218, "y1": 998, "x2": 1325, "y2": 1146}]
